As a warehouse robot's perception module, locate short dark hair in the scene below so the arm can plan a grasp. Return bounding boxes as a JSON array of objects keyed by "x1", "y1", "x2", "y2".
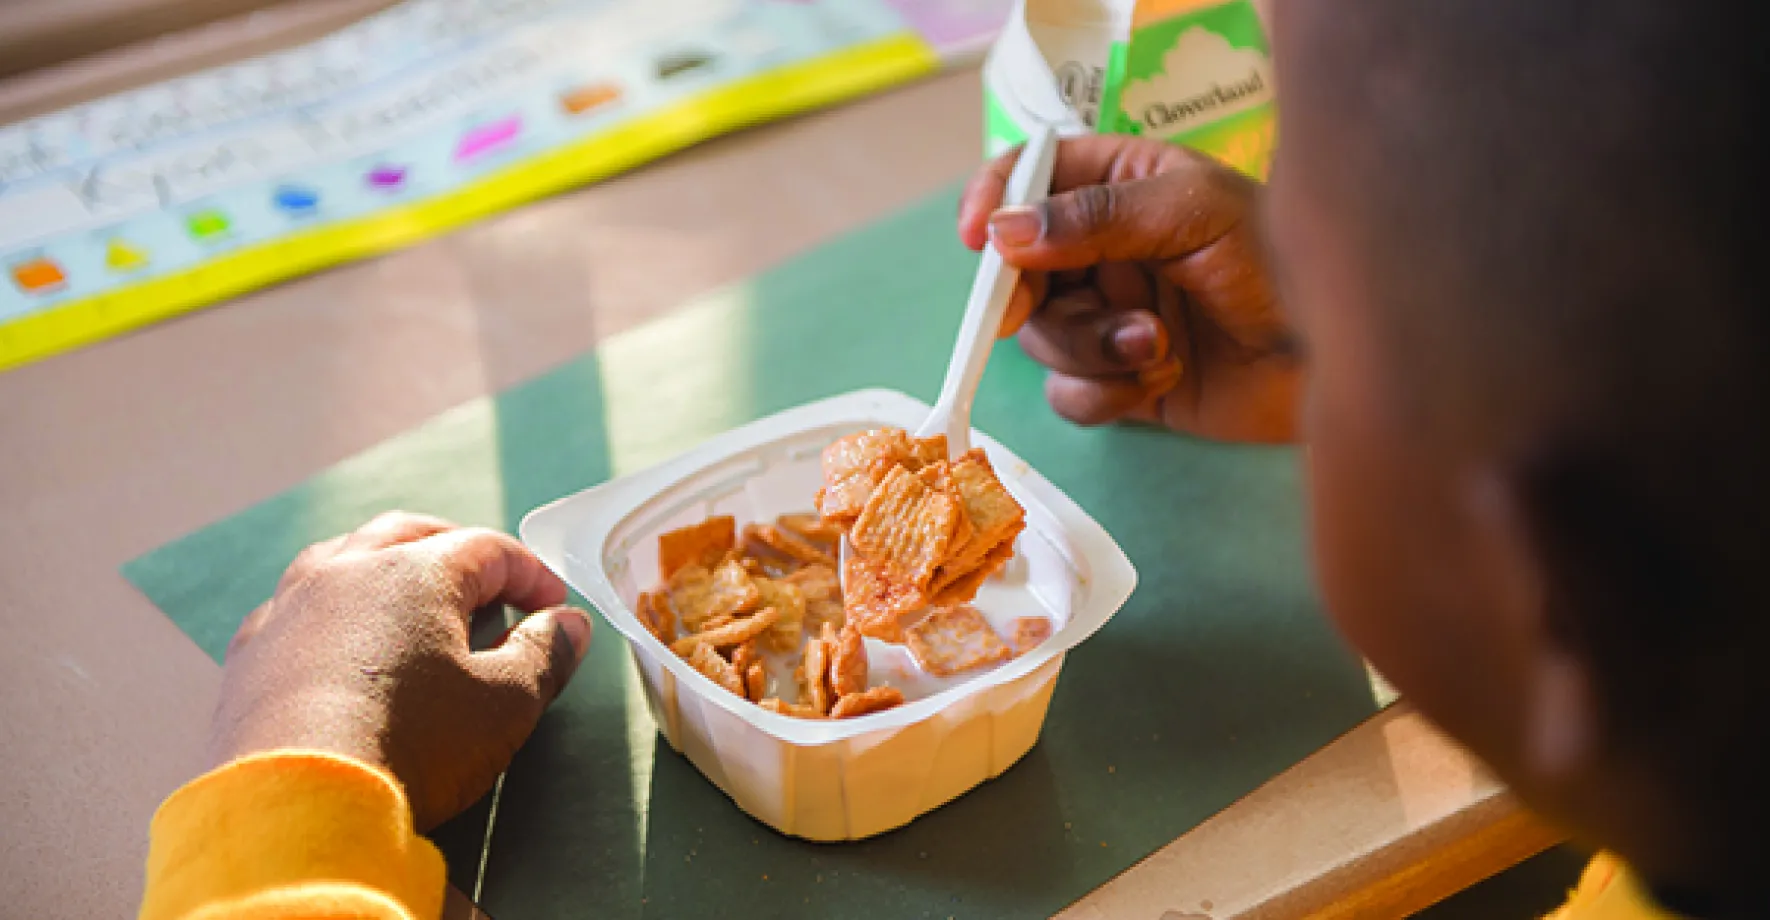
[{"x1": 1284, "y1": 0, "x2": 1768, "y2": 872}]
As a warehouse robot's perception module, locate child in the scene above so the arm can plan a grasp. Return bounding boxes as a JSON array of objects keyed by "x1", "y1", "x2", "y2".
[
  {"x1": 141, "y1": 1, "x2": 1766, "y2": 917},
  {"x1": 963, "y1": 2, "x2": 1765, "y2": 914}
]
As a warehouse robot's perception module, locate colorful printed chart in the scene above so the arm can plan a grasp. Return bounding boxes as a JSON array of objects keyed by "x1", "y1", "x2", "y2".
[{"x1": 0, "y1": 0, "x2": 1010, "y2": 371}]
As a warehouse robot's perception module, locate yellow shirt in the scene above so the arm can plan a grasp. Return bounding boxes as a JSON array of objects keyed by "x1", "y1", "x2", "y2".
[
  {"x1": 139, "y1": 751, "x2": 1681, "y2": 920},
  {"x1": 140, "y1": 751, "x2": 444, "y2": 920},
  {"x1": 1545, "y1": 852, "x2": 1685, "y2": 920}
]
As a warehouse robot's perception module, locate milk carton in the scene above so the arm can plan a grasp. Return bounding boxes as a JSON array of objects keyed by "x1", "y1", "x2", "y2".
[{"x1": 982, "y1": 0, "x2": 1275, "y2": 178}]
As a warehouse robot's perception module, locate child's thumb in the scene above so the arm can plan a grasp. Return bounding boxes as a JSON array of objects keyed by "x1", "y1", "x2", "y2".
[
  {"x1": 987, "y1": 171, "x2": 1245, "y2": 271},
  {"x1": 478, "y1": 605, "x2": 593, "y2": 706}
]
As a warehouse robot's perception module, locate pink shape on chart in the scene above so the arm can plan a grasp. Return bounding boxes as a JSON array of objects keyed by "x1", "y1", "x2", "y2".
[
  {"x1": 367, "y1": 164, "x2": 408, "y2": 189},
  {"x1": 455, "y1": 116, "x2": 524, "y2": 161}
]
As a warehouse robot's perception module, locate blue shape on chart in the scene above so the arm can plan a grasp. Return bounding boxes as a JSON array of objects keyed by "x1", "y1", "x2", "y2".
[{"x1": 274, "y1": 185, "x2": 321, "y2": 215}]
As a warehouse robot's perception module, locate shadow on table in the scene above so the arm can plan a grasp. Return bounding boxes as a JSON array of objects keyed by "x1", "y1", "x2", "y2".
[{"x1": 1415, "y1": 844, "x2": 1591, "y2": 919}]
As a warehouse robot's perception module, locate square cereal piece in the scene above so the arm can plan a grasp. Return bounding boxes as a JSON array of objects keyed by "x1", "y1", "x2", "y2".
[
  {"x1": 929, "y1": 538, "x2": 1018, "y2": 607},
  {"x1": 850, "y1": 465, "x2": 965, "y2": 591},
  {"x1": 745, "y1": 522, "x2": 834, "y2": 568},
  {"x1": 950, "y1": 449, "x2": 1024, "y2": 542},
  {"x1": 806, "y1": 593, "x2": 846, "y2": 634},
  {"x1": 916, "y1": 462, "x2": 953, "y2": 493},
  {"x1": 814, "y1": 457, "x2": 894, "y2": 525},
  {"x1": 730, "y1": 641, "x2": 758, "y2": 676},
  {"x1": 636, "y1": 591, "x2": 674, "y2": 644},
  {"x1": 667, "y1": 559, "x2": 760, "y2": 632},
  {"x1": 755, "y1": 577, "x2": 806, "y2": 652},
  {"x1": 710, "y1": 558, "x2": 762, "y2": 615},
  {"x1": 760, "y1": 698, "x2": 827, "y2": 719},
  {"x1": 798, "y1": 635, "x2": 835, "y2": 714},
  {"x1": 818, "y1": 429, "x2": 912, "y2": 523},
  {"x1": 786, "y1": 563, "x2": 845, "y2": 634},
  {"x1": 736, "y1": 536, "x2": 798, "y2": 579},
  {"x1": 777, "y1": 512, "x2": 842, "y2": 550},
  {"x1": 906, "y1": 434, "x2": 949, "y2": 469},
  {"x1": 826, "y1": 623, "x2": 868, "y2": 697},
  {"x1": 841, "y1": 553, "x2": 926, "y2": 643},
  {"x1": 658, "y1": 516, "x2": 735, "y2": 579},
  {"x1": 697, "y1": 610, "x2": 737, "y2": 634},
  {"x1": 905, "y1": 605, "x2": 1012, "y2": 677},
  {"x1": 822, "y1": 429, "x2": 911, "y2": 481},
  {"x1": 784, "y1": 561, "x2": 838, "y2": 599},
  {"x1": 745, "y1": 662, "x2": 768, "y2": 702},
  {"x1": 929, "y1": 450, "x2": 1026, "y2": 591},
  {"x1": 664, "y1": 564, "x2": 716, "y2": 629},
  {"x1": 673, "y1": 606, "x2": 778, "y2": 654},
  {"x1": 830, "y1": 685, "x2": 905, "y2": 719},
  {"x1": 1008, "y1": 616, "x2": 1053, "y2": 655},
  {"x1": 910, "y1": 463, "x2": 976, "y2": 557},
  {"x1": 680, "y1": 641, "x2": 745, "y2": 697},
  {"x1": 930, "y1": 517, "x2": 1023, "y2": 596}
]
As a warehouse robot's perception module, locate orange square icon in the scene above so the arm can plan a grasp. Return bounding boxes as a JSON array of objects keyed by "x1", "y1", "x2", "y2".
[
  {"x1": 559, "y1": 83, "x2": 622, "y2": 116},
  {"x1": 11, "y1": 257, "x2": 67, "y2": 293}
]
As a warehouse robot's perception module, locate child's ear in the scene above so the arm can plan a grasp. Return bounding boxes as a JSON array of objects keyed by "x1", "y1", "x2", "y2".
[{"x1": 1461, "y1": 462, "x2": 1602, "y2": 784}]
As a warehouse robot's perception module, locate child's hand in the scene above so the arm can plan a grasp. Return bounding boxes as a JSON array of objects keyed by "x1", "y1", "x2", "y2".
[
  {"x1": 209, "y1": 512, "x2": 593, "y2": 830},
  {"x1": 958, "y1": 135, "x2": 1299, "y2": 443}
]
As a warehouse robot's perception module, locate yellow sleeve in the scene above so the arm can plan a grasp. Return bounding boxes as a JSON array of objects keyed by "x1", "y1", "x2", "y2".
[
  {"x1": 1544, "y1": 853, "x2": 1683, "y2": 920},
  {"x1": 140, "y1": 750, "x2": 447, "y2": 920}
]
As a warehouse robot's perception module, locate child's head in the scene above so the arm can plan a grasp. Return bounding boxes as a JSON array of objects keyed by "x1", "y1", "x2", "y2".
[{"x1": 1267, "y1": 0, "x2": 1766, "y2": 907}]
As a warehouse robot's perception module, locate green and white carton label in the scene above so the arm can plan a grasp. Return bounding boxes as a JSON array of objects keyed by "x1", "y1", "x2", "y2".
[{"x1": 983, "y1": 0, "x2": 1275, "y2": 179}]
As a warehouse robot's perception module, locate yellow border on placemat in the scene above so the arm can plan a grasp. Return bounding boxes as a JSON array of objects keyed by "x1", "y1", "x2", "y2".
[{"x1": 0, "y1": 33, "x2": 940, "y2": 373}]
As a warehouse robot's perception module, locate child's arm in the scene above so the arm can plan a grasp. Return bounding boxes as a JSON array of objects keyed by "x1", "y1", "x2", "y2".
[
  {"x1": 141, "y1": 752, "x2": 445, "y2": 920},
  {"x1": 139, "y1": 513, "x2": 594, "y2": 919},
  {"x1": 957, "y1": 135, "x2": 1299, "y2": 443}
]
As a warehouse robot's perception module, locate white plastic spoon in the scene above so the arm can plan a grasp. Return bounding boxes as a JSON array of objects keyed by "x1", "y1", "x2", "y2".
[
  {"x1": 840, "y1": 122, "x2": 1061, "y2": 594},
  {"x1": 921, "y1": 120, "x2": 1060, "y2": 452}
]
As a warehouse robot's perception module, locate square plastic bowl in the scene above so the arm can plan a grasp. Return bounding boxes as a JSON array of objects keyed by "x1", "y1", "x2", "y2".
[{"x1": 521, "y1": 389, "x2": 1135, "y2": 840}]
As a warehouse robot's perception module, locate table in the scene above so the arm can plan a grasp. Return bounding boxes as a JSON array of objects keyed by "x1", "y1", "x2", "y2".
[{"x1": 0, "y1": 48, "x2": 1558, "y2": 920}]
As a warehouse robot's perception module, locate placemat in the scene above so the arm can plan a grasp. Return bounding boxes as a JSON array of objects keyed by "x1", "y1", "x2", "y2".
[
  {"x1": 123, "y1": 185, "x2": 1379, "y2": 918},
  {"x1": 0, "y1": 0, "x2": 1009, "y2": 371}
]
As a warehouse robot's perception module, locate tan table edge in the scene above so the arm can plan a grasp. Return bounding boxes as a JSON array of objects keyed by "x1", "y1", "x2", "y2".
[{"x1": 1059, "y1": 704, "x2": 1565, "y2": 919}]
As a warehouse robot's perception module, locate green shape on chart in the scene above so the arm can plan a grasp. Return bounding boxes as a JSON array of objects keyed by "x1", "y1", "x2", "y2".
[
  {"x1": 186, "y1": 209, "x2": 232, "y2": 240},
  {"x1": 123, "y1": 184, "x2": 1378, "y2": 919}
]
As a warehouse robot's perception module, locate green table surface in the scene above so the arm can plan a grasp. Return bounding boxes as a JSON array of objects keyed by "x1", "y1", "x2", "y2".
[{"x1": 123, "y1": 185, "x2": 1379, "y2": 919}]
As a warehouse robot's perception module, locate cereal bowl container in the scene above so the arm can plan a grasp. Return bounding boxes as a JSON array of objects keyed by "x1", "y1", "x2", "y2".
[{"x1": 520, "y1": 389, "x2": 1135, "y2": 840}]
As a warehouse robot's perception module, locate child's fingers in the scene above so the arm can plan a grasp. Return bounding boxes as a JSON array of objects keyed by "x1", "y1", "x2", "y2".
[
  {"x1": 959, "y1": 135, "x2": 1196, "y2": 251},
  {"x1": 225, "y1": 601, "x2": 273, "y2": 662},
  {"x1": 1095, "y1": 261, "x2": 1156, "y2": 314},
  {"x1": 401, "y1": 605, "x2": 591, "y2": 830},
  {"x1": 958, "y1": 153, "x2": 1014, "y2": 251},
  {"x1": 999, "y1": 273, "x2": 1047, "y2": 338},
  {"x1": 471, "y1": 606, "x2": 594, "y2": 707},
  {"x1": 417, "y1": 527, "x2": 570, "y2": 616},
  {"x1": 343, "y1": 510, "x2": 457, "y2": 552},
  {"x1": 988, "y1": 163, "x2": 1252, "y2": 272},
  {"x1": 275, "y1": 534, "x2": 349, "y2": 592},
  {"x1": 1043, "y1": 360, "x2": 1184, "y2": 426},
  {"x1": 1017, "y1": 292, "x2": 1170, "y2": 377}
]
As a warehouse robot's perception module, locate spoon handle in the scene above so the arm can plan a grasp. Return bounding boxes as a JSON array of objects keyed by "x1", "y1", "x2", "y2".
[{"x1": 920, "y1": 122, "x2": 1060, "y2": 451}]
